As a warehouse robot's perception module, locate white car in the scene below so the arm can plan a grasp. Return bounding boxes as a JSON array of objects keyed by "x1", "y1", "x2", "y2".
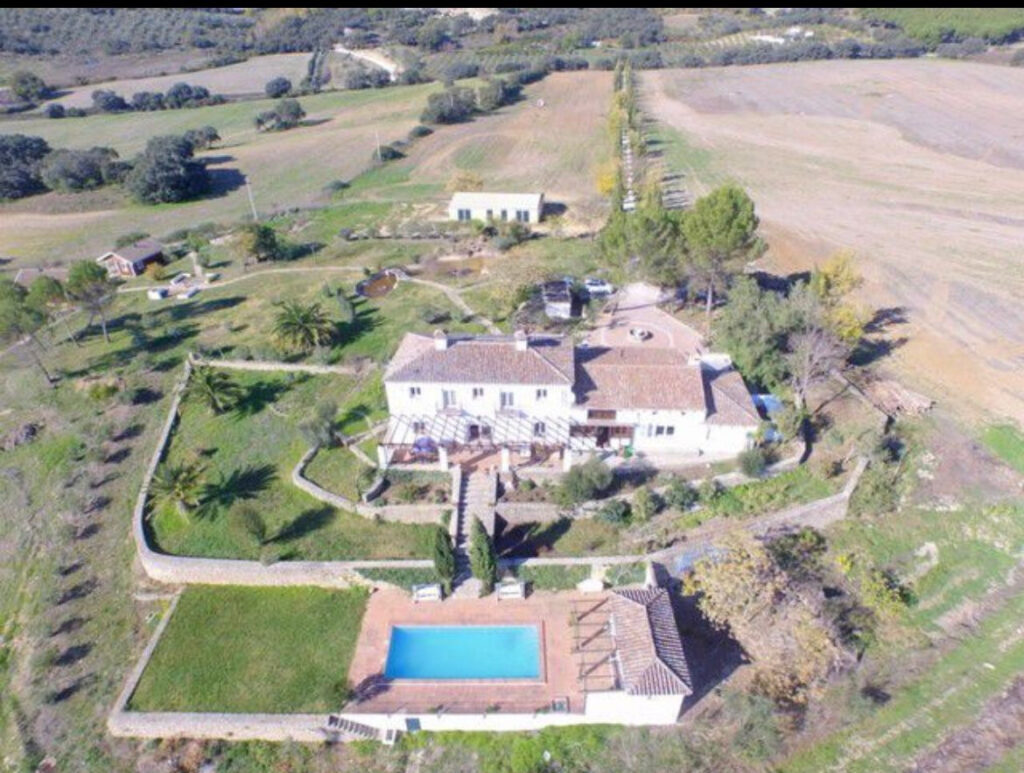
[{"x1": 584, "y1": 278, "x2": 615, "y2": 296}]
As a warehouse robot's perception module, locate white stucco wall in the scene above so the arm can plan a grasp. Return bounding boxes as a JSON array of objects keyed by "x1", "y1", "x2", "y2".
[
  {"x1": 583, "y1": 691, "x2": 685, "y2": 725},
  {"x1": 447, "y1": 195, "x2": 543, "y2": 224}
]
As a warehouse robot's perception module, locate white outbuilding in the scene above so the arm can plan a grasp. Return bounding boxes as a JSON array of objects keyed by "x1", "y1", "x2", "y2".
[{"x1": 448, "y1": 191, "x2": 544, "y2": 224}]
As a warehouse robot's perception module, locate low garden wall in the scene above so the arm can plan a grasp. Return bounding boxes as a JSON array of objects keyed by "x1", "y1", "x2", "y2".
[
  {"x1": 495, "y1": 502, "x2": 565, "y2": 525},
  {"x1": 292, "y1": 447, "x2": 448, "y2": 524},
  {"x1": 191, "y1": 355, "x2": 364, "y2": 376}
]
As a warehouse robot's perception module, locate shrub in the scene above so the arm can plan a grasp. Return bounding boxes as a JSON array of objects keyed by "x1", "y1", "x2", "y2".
[
  {"x1": 408, "y1": 124, "x2": 433, "y2": 139},
  {"x1": 560, "y1": 457, "x2": 613, "y2": 504},
  {"x1": 45, "y1": 103, "x2": 65, "y2": 119},
  {"x1": 698, "y1": 478, "x2": 723, "y2": 504},
  {"x1": 87, "y1": 382, "x2": 119, "y2": 401},
  {"x1": 597, "y1": 499, "x2": 630, "y2": 525},
  {"x1": 265, "y1": 76, "x2": 292, "y2": 98},
  {"x1": 469, "y1": 517, "x2": 497, "y2": 594},
  {"x1": 631, "y1": 486, "x2": 660, "y2": 523},
  {"x1": 664, "y1": 478, "x2": 698, "y2": 511},
  {"x1": 739, "y1": 446, "x2": 768, "y2": 478},
  {"x1": 375, "y1": 143, "x2": 404, "y2": 162}
]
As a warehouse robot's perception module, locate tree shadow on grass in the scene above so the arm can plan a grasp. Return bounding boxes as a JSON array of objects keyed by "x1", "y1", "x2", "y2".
[
  {"x1": 232, "y1": 379, "x2": 292, "y2": 418},
  {"x1": 271, "y1": 506, "x2": 336, "y2": 544},
  {"x1": 200, "y1": 464, "x2": 277, "y2": 515},
  {"x1": 497, "y1": 518, "x2": 571, "y2": 558}
]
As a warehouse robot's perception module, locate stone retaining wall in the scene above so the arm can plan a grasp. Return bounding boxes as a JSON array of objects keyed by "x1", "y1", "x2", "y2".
[
  {"x1": 495, "y1": 502, "x2": 565, "y2": 525},
  {"x1": 192, "y1": 355, "x2": 363, "y2": 376},
  {"x1": 292, "y1": 447, "x2": 446, "y2": 524}
]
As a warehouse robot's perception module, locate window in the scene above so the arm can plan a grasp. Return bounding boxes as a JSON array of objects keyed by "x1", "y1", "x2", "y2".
[
  {"x1": 649, "y1": 425, "x2": 674, "y2": 438},
  {"x1": 412, "y1": 421, "x2": 426, "y2": 434},
  {"x1": 533, "y1": 421, "x2": 546, "y2": 438},
  {"x1": 442, "y1": 389, "x2": 456, "y2": 408},
  {"x1": 500, "y1": 209, "x2": 508, "y2": 221},
  {"x1": 536, "y1": 388, "x2": 548, "y2": 400},
  {"x1": 666, "y1": 426, "x2": 675, "y2": 436},
  {"x1": 457, "y1": 208, "x2": 471, "y2": 221},
  {"x1": 486, "y1": 209, "x2": 493, "y2": 220},
  {"x1": 656, "y1": 426, "x2": 665, "y2": 437},
  {"x1": 472, "y1": 387, "x2": 484, "y2": 399},
  {"x1": 516, "y1": 209, "x2": 530, "y2": 223},
  {"x1": 588, "y1": 409, "x2": 617, "y2": 420},
  {"x1": 409, "y1": 386, "x2": 421, "y2": 398},
  {"x1": 500, "y1": 391, "x2": 514, "y2": 409}
]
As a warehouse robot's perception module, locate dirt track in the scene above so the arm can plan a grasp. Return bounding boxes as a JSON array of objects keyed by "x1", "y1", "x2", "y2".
[{"x1": 643, "y1": 60, "x2": 1024, "y2": 423}]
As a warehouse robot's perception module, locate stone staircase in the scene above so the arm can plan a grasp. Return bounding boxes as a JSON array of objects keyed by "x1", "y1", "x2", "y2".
[{"x1": 450, "y1": 470, "x2": 496, "y2": 599}]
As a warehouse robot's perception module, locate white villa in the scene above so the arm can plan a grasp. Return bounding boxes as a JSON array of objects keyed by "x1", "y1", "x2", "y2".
[
  {"x1": 380, "y1": 327, "x2": 760, "y2": 471},
  {"x1": 447, "y1": 191, "x2": 544, "y2": 224}
]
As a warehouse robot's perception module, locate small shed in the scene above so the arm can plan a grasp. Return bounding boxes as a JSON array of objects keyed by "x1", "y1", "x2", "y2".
[
  {"x1": 96, "y1": 239, "x2": 165, "y2": 278},
  {"x1": 448, "y1": 192, "x2": 544, "y2": 224}
]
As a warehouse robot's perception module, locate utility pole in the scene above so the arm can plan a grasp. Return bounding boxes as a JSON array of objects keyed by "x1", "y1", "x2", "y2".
[{"x1": 245, "y1": 176, "x2": 258, "y2": 222}]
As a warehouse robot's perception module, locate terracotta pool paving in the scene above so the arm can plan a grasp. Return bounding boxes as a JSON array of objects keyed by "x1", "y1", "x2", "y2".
[{"x1": 347, "y1": 588, "x2": 596, "y2": 715}]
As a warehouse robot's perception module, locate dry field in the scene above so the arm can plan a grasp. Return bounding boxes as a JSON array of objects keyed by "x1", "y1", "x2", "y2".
[
  {"x1": 32, "y1": 53, "x2": 312, "y2": 110},
  {"x1": 0, "y1": 50, "x2": 212, "y2": 89},
  {"x1": 643, "y1": 60, "x2": 1024, "y2": 423},
  {"x1": 0, "y1": 83, "x2": 439, "y2": 265},
  {"x1": 387, "y1": 71, "x2": 613, "y2": 231}
]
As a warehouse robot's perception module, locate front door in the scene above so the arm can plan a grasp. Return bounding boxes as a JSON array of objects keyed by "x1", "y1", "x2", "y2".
[
  {"x1": 468, "y1": 424, "x2": 480, "y2": 441},
  {"x1": 596, "y1": 427, "x2": 610, "y2": 447},
  {"x1": 442, "y1": 389, "x2": 456, "y2": 409}
]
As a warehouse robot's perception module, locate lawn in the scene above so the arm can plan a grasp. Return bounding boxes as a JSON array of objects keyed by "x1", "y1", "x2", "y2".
[
  {"x1": 514, "y1": 564, "x2": 590, "y2": 591},
  {"x1": 129, "y1": 586, "x2": 368, "y2": 713},
  {"x1": 150, "y1": 369, "x2": 436, "y2": 560},
  {"x1": 499, "y1": 517, "x2": 625, "y2": 558},
  {"x1": 980, "y1": 423, "x2": 1024, "y2": 475}
]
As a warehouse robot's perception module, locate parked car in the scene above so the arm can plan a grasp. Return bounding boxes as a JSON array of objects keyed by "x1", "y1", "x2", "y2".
[
  {"x1": 180, "y1": 287, "x2": 199, "y2": 300},
  {"x1": 584, "y1": 278, "x2": 615, "y2": 297},
  {"x1": 169, "y1": 272, "x2": 191, "y2": 287}
]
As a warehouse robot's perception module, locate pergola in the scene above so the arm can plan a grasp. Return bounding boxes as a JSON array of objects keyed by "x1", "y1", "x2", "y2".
[{"x1": 380, "y1": 413, "x2": 607, "y2": 470}]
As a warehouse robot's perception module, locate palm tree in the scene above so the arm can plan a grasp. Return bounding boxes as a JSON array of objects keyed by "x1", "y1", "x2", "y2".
[
  {"x1": 149, "y1": 459, "x2": 206, "y2": 519},
  {"x1": 272, "y1": 300, "x2": 334, "y2": 353},
  {"x1": 187, "y1": 365, "x2": 242, "y2": 414}
]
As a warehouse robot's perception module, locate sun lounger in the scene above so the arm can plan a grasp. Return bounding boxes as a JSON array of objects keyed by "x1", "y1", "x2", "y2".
[
  {"x1": 496, "y1": 579, "x2": 526, "y2": 600},
  {"x1": 412, "y1": 583, "x2": 443, "y2": 602}
]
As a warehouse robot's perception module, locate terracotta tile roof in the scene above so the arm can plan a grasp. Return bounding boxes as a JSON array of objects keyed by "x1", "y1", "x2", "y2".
[
  {"x1": 610, "y1": 588, "x2": 692, "y2": 696},
  {"x1": 574, "y1": 347, "x2": 706, "y2": 411},
  {"x1": 384, "y1": 333, "x2": 575, "y2": 385},
  {"x1": 703, "y1": 367, "x2": 760, "y2": 426}
]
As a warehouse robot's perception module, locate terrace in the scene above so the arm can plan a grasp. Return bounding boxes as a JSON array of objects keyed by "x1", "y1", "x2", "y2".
[{"x1": 346, "y1": 588, "x2": 618, "y2": 717}]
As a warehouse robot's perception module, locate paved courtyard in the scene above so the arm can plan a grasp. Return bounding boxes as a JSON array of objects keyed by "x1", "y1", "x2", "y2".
[
  {"x1": 346, "y1": 588, "x2": 606, "y2": 716},
  {"x1": 585, "y1": 283, "x2": 704, "y2": 355}
]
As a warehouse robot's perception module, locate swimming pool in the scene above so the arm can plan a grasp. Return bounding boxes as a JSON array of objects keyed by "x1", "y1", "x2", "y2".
[{"x1": 384, "y1": 625, "x2": 541, "y2": 680}]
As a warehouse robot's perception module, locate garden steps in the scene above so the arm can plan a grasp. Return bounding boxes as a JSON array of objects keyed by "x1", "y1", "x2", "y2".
[{"x1": 449, "y1": 470, "x2": 496, "y2": 599}]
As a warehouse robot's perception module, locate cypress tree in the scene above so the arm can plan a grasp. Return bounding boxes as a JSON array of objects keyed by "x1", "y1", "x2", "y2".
[
  {"x1": 469, "y1": 517, "x2": 497, "y2": 595},
  {"x1": 433, "y1": 526, "x2": 456, "y2": 595}
]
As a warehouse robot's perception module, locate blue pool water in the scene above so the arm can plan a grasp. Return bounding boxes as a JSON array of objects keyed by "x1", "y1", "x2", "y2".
[{"x1": 384, "y1": 625, "x2": 540, "y2": 680}]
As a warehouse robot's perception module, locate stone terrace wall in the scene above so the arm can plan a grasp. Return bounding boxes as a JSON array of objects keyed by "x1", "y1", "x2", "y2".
[{"x1": 132, "y1": 357, "x2": 433, "y2": 588}]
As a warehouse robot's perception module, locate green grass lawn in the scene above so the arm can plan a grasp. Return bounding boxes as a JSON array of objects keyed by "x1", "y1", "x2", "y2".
[
  {"x1": 514, "y1": 564, "x2": 590, "y2": 591},
  {"x1": 980, "y1": 423, "x2": 1024, "y2": 475},
  {"x1": 304, "y1": 445, "x2": 372, "y2": 501},
  {"x1": 150, "y1": 369, "x2": 436, "y2": 560},
  {"x1": 129, "y1": 586, "x2": 368, "y2": 713},
  {"x1": 500, "y1": 517, "x2": 624, "y2": 558}
]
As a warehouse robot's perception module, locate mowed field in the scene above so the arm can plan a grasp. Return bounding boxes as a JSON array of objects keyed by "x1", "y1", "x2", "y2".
[
  {"x1": 643, "y1": 60, "x2": 1024, "y2": 423},
  {"x1": 32, "y1": 53, "x2": 311, "y2": 110},
  {"x1": 0, "y1": 83, "x2": 440, "y2": 265},
  {"x1": 359, "y1": 71, "x2": 613, "y2": 230}
]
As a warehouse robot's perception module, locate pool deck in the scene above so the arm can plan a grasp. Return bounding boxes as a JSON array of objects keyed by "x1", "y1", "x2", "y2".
[{"x1": 347, "y1": 588, "x2": 598, "y2": 715}]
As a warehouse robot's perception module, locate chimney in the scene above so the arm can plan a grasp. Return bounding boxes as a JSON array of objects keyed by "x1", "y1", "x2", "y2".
[
  {"x1": 433, "y1": 329, "x2": 449, "y2": 351},
  {"x1": 513, "y1": 329, "x2": 529, "y2": 352}
]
